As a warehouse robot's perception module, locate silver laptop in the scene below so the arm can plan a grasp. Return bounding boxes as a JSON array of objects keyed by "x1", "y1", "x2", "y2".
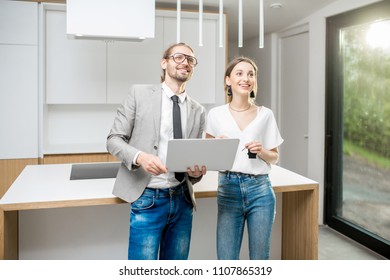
[{"x1": 166, "y1": 138, "x2": 239, "y2": 172}]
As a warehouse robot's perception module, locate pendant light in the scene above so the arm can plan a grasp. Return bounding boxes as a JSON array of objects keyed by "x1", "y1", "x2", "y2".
[
  {"x1": 259, "y1": 0, "x2": 264, "y2": 48},
  {"x1": 219, "y1": 0, "x2": 223, "y2": 47},
  {"x1": 199, "y1": 0, "x2": 203, "y2": 46},
  {"x1": 177, "y1": 0, "x2": 181, "y2": 43},
  {"x1": 238, "y1": 0, "x2": 243, "y2": 48}
]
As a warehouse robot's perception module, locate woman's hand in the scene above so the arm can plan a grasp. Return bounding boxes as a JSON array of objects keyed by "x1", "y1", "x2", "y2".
[
  {"x1": 245, "y1": 140, "x2": 263, "y2": 155},
  {"x1": 245, "y1": 141, "x2": 279, "y2": 164}
]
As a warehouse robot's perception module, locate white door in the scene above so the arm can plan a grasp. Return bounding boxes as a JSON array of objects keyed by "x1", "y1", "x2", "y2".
[{"x1": 278, "y1": 29, "x2": 309, "y2": 176}]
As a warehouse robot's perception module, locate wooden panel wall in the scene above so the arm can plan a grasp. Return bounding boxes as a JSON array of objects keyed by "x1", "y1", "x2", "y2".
[
  {"x1": 42, "y1": 153, "x2": 117, "y2": 164},
  {"x1": 0, "y1": 158, "x2": 39, "y2": 260},
  {"x1": 0, "y1": 158, "x2": 39, "y2": 198}
]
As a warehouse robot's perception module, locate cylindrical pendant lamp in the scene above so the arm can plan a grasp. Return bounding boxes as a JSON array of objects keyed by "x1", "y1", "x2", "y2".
[
  {"x1": 177, "y1": 0, "x2": 181, "y2": 43},
  {"x1": 259, "y1": 0, "x2": 264, "y2": 48},
  {"x1": 219, "y1": 0, "x2": 223, "y2": 47},
  {"x1": 199, "y1": 0, "x2": 203, "y2": 46},
  {"x1": 238, "y1": 0, "x2": 243, "y2": 47}
]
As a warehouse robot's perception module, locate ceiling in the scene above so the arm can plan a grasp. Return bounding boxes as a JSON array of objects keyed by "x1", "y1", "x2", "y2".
[{"x1": 156, "y1": 0, "x2": 338, "y2": 42}]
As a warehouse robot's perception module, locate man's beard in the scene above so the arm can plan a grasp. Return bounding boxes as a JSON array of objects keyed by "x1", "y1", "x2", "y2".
[{"x1": 168, "y1": 67, "x2": 193, "y2": 82}]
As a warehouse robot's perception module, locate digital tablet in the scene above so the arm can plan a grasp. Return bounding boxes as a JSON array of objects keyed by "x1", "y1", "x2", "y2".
[{"x1": 166, "y1": 138, "x2": 239, "y2": 172}]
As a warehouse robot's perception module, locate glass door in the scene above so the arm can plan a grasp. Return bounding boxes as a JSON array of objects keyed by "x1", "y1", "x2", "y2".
[{"x1": 326, "y1": 1, "x2": 390, "y2": 258}]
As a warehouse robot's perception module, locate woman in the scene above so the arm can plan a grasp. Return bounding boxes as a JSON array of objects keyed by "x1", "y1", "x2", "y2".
[{"x1": 205, "y1": 57, "x2": 283, "y2": 260}]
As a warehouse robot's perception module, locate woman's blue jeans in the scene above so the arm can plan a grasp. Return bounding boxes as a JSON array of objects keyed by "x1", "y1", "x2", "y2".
[
  {"x1": 128, "y1": 182, "x2": 193, "y2": 260},
  {"x1": 217, "y1": 172, "x2": 276, "y2": 260}
]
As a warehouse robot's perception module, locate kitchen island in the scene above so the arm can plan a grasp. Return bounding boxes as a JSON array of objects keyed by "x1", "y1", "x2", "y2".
[{"x1": 0, "y1": 163, "x2": 318, "y2": 260}]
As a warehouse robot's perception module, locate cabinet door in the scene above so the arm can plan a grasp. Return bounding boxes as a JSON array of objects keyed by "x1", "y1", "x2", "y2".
[
  {"x1": 106, "y1": 17, "x2": 164, "y2": 104},
  {"x1": 0, "y1": 45, "x2": 38, "y2": 159},
  {"x1": 163, "y1": 13, "x2": 222, "y2": 104},
  {"x1": 0, "y1": 1, "x2": 38, "y2": 45},
  {"x1": 45, "y1": 10, "x2": 106, "y2": 104}
]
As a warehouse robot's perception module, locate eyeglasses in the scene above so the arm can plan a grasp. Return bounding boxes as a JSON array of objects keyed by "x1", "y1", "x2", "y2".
[{"x1": 168, "y1": 53, "x2": 198, "y2": 67}]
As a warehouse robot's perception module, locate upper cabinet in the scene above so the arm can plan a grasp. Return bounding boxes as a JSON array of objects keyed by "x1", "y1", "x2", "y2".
[
  {"x1": 45, "y1": 8, "x2": 107, "y2": 104},
  {"x1": 43, "y1": 4, "x2": 226, "y2": 105},
  {"x1": 0, "y1": 1, "x2": 38, "y2": 45},
  {"x1": 163, "y1": 13, "x2": 220, "y2": 104},
  {"x1": 0, "y1": 1, "x2": 39, "y2": 159},
  {"x1": 106, "y1": 16, "x2": 165, "y2": 104}
]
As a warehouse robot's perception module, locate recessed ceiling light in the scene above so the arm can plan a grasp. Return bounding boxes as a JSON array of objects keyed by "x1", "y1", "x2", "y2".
[{"x1": 270, "y1": 3, "x2": 283, "y2": 9}]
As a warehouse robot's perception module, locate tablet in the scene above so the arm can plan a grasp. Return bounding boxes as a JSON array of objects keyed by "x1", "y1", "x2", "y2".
[{"x1": 166, "y1": 138, "x2": 239, "y2": 172}]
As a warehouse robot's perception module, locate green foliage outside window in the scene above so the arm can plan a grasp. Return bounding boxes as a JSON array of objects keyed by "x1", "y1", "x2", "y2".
[{"x1": 342, "y1": 23, "x2": 390, "y2": 160}]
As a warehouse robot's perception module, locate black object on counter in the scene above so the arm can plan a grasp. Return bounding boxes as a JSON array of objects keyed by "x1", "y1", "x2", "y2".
[{"x1": 70, "y1": 162, "x2": 121, "y2": 180}]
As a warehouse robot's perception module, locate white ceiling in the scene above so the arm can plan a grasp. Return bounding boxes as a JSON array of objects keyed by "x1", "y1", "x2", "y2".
[{"x1": 156, "y1": 0, "x2": 338, "y2": 42}]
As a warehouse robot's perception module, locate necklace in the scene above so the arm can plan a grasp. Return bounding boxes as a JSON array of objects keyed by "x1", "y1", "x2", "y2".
[{"x1": 229, "y1": 103, "x2": 251, "y2": 112}]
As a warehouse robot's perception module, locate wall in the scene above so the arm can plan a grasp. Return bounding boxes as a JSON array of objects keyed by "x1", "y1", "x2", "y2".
[
  {"x1": 240, "y1": 34, "x2": 277, "y2": 112},
  {"x1": 240, "y1": 0, "x2": 383, "y2": 224}
]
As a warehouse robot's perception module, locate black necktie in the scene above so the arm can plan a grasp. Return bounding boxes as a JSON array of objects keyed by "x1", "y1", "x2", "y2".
[{"x1": 171, "y1": 95, "x2": 185, "y2": 183}]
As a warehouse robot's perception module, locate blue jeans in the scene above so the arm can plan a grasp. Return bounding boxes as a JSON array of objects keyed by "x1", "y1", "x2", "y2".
[
  {"x1": 128, "y1": 182, "x2": 193, "y2": 260},
  {"x1": 217, "y1": 172, "x2": 276, "y2": 260}
]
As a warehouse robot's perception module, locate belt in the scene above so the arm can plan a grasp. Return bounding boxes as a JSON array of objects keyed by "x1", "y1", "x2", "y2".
[
  {"x1": 220, "y1": 171, "x2": 268, "y2": 179},
  {"x1": 145, "y1": 181, "x2": 188, "y2": 197}
]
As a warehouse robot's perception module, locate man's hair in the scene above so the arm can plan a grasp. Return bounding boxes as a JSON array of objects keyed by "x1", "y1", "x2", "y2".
[{"x1": 160, "y1": 42, "x2": 195, "y2": 82}]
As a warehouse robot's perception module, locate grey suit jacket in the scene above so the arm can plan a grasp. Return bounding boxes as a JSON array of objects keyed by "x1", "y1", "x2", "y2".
[{"x1": 107, "y1": 84, "x2": 206, "y2": 206}]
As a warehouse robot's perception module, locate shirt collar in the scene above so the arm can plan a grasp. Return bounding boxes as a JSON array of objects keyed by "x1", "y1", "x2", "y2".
[{"x1": 162, "y1": 82, "x2": 187, "y2": 103}]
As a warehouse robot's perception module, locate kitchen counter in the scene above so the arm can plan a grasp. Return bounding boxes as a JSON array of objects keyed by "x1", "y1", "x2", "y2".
[{"x1": 0, "y1": 163, "x2": 319, "y2": 259}]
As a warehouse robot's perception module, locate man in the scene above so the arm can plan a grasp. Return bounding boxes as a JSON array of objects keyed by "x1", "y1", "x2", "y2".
[{"x1": 107, "y1": 43, "x2": 207, "y2": 260}]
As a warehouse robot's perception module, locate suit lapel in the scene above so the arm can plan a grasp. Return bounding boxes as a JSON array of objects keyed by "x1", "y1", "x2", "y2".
[
  {"x1": 151, "y1": 85, "x2": 162, "y2": 138},
  {"x1": 186, "y1": 97, "x2": 195, "y2": 138}
]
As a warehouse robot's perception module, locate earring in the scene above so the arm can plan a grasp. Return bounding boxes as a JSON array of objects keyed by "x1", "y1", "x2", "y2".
[
  {"x1": 250, "y1": 91, "x2": 255, "y2": 98},
  {"x1": 227, "y1": 85, "x2": 232, "y2": 96}
]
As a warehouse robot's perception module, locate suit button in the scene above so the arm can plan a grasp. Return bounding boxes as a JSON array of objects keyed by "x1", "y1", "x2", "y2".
[{"x1": 154, "y1": 146, "x2": 158, "y2": 150}]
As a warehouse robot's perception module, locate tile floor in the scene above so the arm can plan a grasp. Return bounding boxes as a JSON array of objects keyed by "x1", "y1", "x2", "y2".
[{"x1": 318, "y1": 225, "x2": 387, "y2": 260}]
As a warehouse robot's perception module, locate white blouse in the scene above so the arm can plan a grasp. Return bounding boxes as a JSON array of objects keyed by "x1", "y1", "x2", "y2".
[{"x1": 205, "y1": 104, "x2": 284, "y2": 175}]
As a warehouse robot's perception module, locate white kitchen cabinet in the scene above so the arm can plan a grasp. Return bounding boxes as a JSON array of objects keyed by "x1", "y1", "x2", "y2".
[
  {"x1": 106, "y1": 16, "x2": 164, "y2": 104},
  {"x1": 44, "y1": 7, "x2": 164, "y2": 105},
  {"x1": 0, "y1": 1, "x2": 38, "y2": 160},
  {"x1": 0, "y1": 44, "x2": 38, "y2": 159},
  {"x1": 0, "y1": 1, "x2": 38, "y2": 45},
  {"x1": 107, "y1": 11, "x2": 225, "y2": 104},
  {"x1": 42, "y1": 5, "x2": 226, "y2": 154},
  {"x1": 163, "y1": 13, "x2": 220, "y2": 104},
  {"x1": 45, "y1": 9, "x2": 107, "y2": 104},
  {"x1": 44, "y1": 6, "x2": 225, "y2": 105}
]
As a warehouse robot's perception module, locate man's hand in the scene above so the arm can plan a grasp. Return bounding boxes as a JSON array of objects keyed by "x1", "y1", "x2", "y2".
[
  {"x1": 136, "y1": 152, "x2": 168, "y2": 176},
  {"x1": 187, "y1": 165, "x2": 207, "y2": 178}
]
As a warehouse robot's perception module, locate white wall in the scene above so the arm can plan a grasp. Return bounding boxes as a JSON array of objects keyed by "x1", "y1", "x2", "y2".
[
  {"x1": 240, "y1": 33, "x2": 278, "y2": 112},
  {"x1": 240, "y1": 0, "x2": 383, "y2": 224}
]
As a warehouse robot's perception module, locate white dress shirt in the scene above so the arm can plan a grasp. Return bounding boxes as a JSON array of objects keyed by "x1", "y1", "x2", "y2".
[{"x1": 147, "y1": 82, "x2": 188, "y2": 188}]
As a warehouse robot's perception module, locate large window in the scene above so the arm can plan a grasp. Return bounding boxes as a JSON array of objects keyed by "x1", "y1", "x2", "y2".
[{"x1": 326, "y1": 1, "x2": 390, "y2": 258}]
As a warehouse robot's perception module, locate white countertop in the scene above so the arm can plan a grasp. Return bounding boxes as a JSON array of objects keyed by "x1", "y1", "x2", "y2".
[{"x1": 0, "y1": 163, "x2": 318, "y2": 211}]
